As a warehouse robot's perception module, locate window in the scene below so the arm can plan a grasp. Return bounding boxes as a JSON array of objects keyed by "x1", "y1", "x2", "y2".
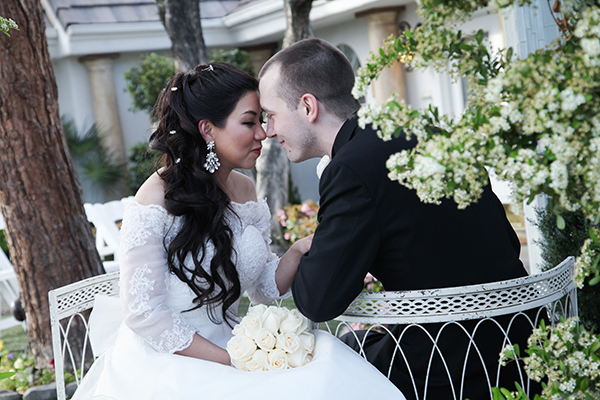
[{"x1": 337, "y1": 44, "x2": 361, "y2": 74}]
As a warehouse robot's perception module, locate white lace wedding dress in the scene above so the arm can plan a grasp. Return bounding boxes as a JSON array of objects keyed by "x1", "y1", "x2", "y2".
[{"x1": 71, "y1": 199, "x2": 405, "y2": 400}]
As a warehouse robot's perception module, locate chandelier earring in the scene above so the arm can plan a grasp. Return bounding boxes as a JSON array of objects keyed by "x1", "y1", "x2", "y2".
[{"x1": 203, "y1": 140, "x2": 220, "y2": 173}]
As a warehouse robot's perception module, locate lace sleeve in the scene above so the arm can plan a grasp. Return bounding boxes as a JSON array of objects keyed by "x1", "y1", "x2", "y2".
[
  {"x1": 246, "y1": 251, "x2": 290, "y2": 305},
  {"x1": 119, "y1": 202, "x2": 196, "y2": 353},
  {"x1": 244, "y1": 201, "x2": 291, "y2": 305}
]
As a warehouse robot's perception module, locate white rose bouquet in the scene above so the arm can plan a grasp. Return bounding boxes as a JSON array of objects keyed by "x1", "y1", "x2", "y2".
[{"x1": 227, "y1": 305, "x2": 315, "y2": 372}]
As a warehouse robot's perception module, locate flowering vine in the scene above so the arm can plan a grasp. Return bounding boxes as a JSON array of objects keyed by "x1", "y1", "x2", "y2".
[
  {"x1": 500, "y1": 318, "x2": 600, "y2": 399},
  {"x1": 354, "y1": 0, "x2": 600, "y2": 285},
  {"x1": 354, "y1": 0, "x2": 600, "y2": 398},
  {"x1": 0, "y1": 16, "x2": 19, "y2": 37}
]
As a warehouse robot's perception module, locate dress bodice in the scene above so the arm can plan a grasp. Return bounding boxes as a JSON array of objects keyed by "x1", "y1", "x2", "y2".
[{"x1": 119, "y1": 199, "x2": 282, "y2": 352}]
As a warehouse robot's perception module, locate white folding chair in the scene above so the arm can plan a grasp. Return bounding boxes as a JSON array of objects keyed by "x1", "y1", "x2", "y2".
[
  {"x1": 48, "y1": 272, "x2": 121, "y2": 400},
  {"x1": 84, "y1": 196, "x2": 133, "y2": 273},
  {"x1": 0, "y1": 213, "x2": 25, "y2": 332},
  {"x1": 325, "y1": 257, "x2": 578, "y2": 400}
]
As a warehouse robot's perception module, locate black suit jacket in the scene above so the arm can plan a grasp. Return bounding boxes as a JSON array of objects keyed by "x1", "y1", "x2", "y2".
[
  {"x1": 292, "y1": 116, "x2": 526, "y2": 320},
  {"x1": 291, "y1": 116, "x2": 532, "y2": 399}
]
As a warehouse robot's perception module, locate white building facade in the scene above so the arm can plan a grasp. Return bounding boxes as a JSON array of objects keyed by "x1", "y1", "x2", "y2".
[{"x1": 44, "y1": 0, "x2": 512, "y2": 202}]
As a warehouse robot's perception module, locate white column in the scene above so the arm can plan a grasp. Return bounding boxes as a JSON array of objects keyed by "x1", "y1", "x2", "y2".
[
  {"x1": 501, "y1": 1, "x2": 560, "y2": 274},
  {"x1": 80, "y1": 54, "x2": 127, "y2": 166},
  {"x1": 360, "y1": 8, "x2": 406, "y2": 104}
]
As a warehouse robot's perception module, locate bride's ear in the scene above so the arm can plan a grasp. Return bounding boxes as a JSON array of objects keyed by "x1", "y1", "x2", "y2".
[{"x1": 198, "y1": 120, "x2": 214, "y2": 142}]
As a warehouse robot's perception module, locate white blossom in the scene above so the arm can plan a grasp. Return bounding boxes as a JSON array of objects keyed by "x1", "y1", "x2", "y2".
[{"x1": 560, "y1": 88, "x2": 586, "y2": 113}]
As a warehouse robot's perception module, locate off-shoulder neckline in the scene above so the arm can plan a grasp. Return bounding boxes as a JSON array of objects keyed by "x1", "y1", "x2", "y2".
[
  {"x1": 231, "y1": 198, "x2": 266, "y2": 207},
  {"x1": 128, "y1": 198, "x2": 266, "y2": 211}
]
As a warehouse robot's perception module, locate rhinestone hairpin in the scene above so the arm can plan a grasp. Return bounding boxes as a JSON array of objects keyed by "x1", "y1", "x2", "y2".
[{"x1": 202, "y1": 64, "x2": 214, "y2": 72}]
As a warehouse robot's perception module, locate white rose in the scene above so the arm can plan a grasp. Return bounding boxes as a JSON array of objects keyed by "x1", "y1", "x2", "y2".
[
  {"x1": 269, "y1": 305, "x2": 289, "y2": 320},
  {"x1": 246, "y1": 349, "x2": 269, "y2": 372},
  {"x1": 298, "y1": 332, "x2": 315, "y2": 353},
  {"x1": 287, "y1": 348, "x2": 312, "y2": 368},
  {"x1": 240, "y1": 313, "x2": 262, "y2": 339},
  {"x1": 226, "y1": 336, "x2": 256, "y2": 362},
  {"x1": 276, "y1": 332, "x2": 300, "y2": 354},
  {"x1": 267, "y1": 348, "x2": 289, "y2": 371},
  {"x1": 231, "y1": 322, "x2": 245, "y2": 337},
  {"x1": 261, "y1": 307, "x2": 283, "y2": 334},
  {"x1": 305, "y1": 353, "x2": 313, "y2": 365},
  {"x1": 280, "y1": 309, "x2": 308, "y2": 335},
  {"x1": 247, "y1": 304, "x2": 267, "y2": 317},
  {"x1": 254, "y1": 328, "x2": 277, "y2": 351},
  {"x1": 231, "y1": 357, "x2": 249, "y2": 371}
]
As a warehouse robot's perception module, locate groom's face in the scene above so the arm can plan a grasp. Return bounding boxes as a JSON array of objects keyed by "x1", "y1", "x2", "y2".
[{"x1": 259, "y1": 65, "x2": 317, "y2": 163}]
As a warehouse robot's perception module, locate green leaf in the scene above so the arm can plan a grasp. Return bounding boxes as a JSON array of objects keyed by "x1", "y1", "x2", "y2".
[
  {"x1": 526, "y1": 195, "x2": 535, "y2": 205},
  {"x1": 580, "y1": 378, "x2": 589, "y2": 391},
  {"x1": 492, "y1": 387, "x2": 505, "y2": 400},
  {"x1": 513, "y1": 343, "x2": 520, "y2": 357},
  {"x1": 506, "y1": 47, "x2": 513, "y2": 61},
  {"x1": 593, "y1": 254, "x2": 600, "y2": 269},
  {"x1": 475, "y1": 29, "x2": 485, "y2": 44},
  {"x1": 556, "y1": 214, "x2": 566, "y2": 230},
  {"x1": 559, "y1": 360, "x2": 567, "y2": 372},
  {"x1": 589, "y1": 274, "x2": 600, "y2": 286},
  {"x1": 0, "y1": 371, "x2": 15, "y2": 379},
  {"x1": 589, "y1": 228, "x2": 600, "y2": 244}
]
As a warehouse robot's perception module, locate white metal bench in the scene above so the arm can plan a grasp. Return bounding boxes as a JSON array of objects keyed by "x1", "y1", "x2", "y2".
[
  {"x1": 49, "y1": 258, "x2": 576, "y2": 400},
  {"x1": 84, "y1": 196, "x2": 133, "y2": 273},
  {"x1": 49, "y1": 272, "x2": 120, "y2": 400},
  {"x1": 327, "y1": 256, "x2": 577, "y2": 400}
]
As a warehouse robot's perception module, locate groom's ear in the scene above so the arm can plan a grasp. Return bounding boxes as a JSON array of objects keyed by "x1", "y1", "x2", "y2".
[{"x1": 299, "y1": 94, "x2": 319, "y2": 124}]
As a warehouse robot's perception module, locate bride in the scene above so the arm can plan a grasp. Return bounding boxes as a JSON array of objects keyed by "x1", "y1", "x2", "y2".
[{"x1": 72, "y1": 62, "x2": 405, "y2": 400}]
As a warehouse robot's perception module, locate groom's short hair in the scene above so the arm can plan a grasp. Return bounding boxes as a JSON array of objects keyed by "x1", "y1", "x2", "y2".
[{"x1": 259, "y1": 38, "x2": 360, "y2": 120}]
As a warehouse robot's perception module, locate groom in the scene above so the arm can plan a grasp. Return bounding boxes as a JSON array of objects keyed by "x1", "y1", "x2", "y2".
[{"x1": 259, "y1": 38, "x2": 533, "y2": 399}]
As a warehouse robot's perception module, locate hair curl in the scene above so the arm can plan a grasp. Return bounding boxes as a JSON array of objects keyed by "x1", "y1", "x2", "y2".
[{"x1": 149, "y1": 62, "x2": 258, "y2": 325}]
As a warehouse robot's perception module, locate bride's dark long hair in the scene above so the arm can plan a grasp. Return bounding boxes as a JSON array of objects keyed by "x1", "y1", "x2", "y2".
[{"x1": 149, "y1": 62, "x2": 258, "y2": 325}]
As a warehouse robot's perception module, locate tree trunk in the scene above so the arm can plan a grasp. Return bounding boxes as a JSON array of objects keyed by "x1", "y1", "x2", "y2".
[
  {"x1": 0, "y1": 0, "x2": 104, "y2": 368},
  {"x1": 256, "y1": 0, "x2": 314, "y2": 254},
  {"x1": 283, "y1": 0, "x2": 314, "y2": 48},
  {"x1": 255, "y1": 138, "x2": 289, "y2": 255},
  {"x1": 157, "y1": 0, "x2": 209, "y2": 72}
]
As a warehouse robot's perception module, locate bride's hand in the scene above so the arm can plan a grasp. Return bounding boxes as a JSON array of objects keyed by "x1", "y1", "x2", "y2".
[
  {"x1": 292, "y1": 234, "x2": 313, "y2": 255},
  {"x1": 275, "y1": 235, "x2": 314, "y2": 294}
]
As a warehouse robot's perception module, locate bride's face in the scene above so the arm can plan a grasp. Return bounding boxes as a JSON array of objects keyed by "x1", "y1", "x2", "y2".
[{"x1": 210, "y1": 91, "x2": 266, "y2": 171}]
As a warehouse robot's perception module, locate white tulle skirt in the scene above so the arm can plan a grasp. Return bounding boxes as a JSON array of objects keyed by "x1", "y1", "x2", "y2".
[{"x1": 71, "y1": 297, "x2": 405, "y2": 400}]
